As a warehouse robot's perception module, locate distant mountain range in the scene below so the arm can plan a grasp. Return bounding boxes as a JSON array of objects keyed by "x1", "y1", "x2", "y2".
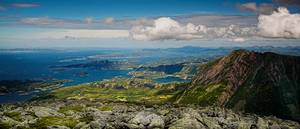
[{"x1": 175, "y1": 49, "x2": 300, "y2": 121}]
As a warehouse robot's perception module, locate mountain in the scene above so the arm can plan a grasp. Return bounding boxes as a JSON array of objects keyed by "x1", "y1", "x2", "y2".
[{"x1": 175, "y1": 49, "x2": 300, "y2": 121}]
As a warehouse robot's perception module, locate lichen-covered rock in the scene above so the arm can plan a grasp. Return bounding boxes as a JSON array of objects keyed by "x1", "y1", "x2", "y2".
[
  {"x1": 89, "y1": 120, "x2": 106, "y2": 129},
  {"x1": 47, "y1": 125, "x2": 70, "y2": 129},
  {"x1": 0, "y1": 116, "x2": 20, "y2": 128},
  {"x1": 169, "y1": 117, "x2": 206, "y2": 129},
  {"x1": 31, "y1": 106, "x2": 64, "y2": 117},
  {"x1": 85, "y1": 107, "x2": 111, "y2": 122},
  {"x1": 73, "y1": 122, "x2": 88, "y2": 129},
  {"x1": 129, "y1": 111, "x2": 164, "y2": 129}
]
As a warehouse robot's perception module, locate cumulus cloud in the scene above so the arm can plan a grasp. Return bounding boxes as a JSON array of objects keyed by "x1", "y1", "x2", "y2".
[
  {"x1": 258, "y1": 7, "x2": 300, "y2": 38},
  {"x1": 130, "y1": 17, "x2": 256, "y2": 41},
  {"x1": 238, "y1": 2, "x2": 274, "y2": 14},
  {"x1": 176, "y1": 15, "x2": 257, "y2": 27},
  {"x1": 12, "y1": 3, "x2": 39, "y2": 8},
  {"x1": 130, "y1": 17, "x2": 204, "y2": 40}
]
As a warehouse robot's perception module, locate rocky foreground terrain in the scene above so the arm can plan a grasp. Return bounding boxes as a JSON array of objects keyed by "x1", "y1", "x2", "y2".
[{"x1": 0, "y1": 99, "x2": 299, "y2": 129}]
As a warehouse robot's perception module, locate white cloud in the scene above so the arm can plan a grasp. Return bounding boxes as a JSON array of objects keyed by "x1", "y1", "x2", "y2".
[
  {"x1": 258, "y1": 7, "x2": 300, "y2": 38},
  {"x1": 232, "y1": 37, "x2": 246, "y2": 42},
  {"x1": 129, "y1": 17, "x2": 256, "y2": 41},
  {"x1": 130, "y1": 17, "x2": 203, "y2": 40}
]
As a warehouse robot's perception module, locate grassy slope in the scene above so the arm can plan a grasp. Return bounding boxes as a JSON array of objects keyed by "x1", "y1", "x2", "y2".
[
  {"x1": 174, "y1": 83, "x2": 226, "y2": 106},
  {"x1": 48, "y1": 83, "x2": 182, "y2": 104}
]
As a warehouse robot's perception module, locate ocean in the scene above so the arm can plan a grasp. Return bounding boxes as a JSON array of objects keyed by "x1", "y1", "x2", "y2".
[{"x1": 0, "y1": 48, "x2": 189, "y2": 103}]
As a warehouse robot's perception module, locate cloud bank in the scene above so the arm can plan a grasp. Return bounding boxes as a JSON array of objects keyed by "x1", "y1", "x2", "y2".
[
  {"x1": 258, "y1": 7, "x2": 300, "y2": 38},
  {"x1": 129, "y1": 17, "x2": 255, "y2": 41},
  {"x1": 130, "y1": 7, "x2": 300, "y2": 41}
]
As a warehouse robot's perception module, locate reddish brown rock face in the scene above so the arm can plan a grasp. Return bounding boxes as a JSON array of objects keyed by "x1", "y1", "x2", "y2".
[{"x1": 186, "y1": 49, "x2": 300, "y2": 121}]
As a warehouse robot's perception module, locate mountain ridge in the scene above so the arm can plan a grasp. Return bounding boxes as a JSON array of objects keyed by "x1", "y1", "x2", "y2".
[{"x1": 176, "y1": 49, "x2": 300, "y2": 121}]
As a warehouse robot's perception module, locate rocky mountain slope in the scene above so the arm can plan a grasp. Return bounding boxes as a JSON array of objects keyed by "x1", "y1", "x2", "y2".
[{"x1": 175, "y1": 50, "x2": 300, "y2": 121}]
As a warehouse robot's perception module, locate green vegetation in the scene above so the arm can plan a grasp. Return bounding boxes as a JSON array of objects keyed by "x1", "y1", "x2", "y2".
[
  {"x1": 0, "y1": 122, "x2": 13, "y2": 129},
  {"x1": 99, "y1": 105, "x2": 113, "y2": 111},
  {"x1": 50, "y1": 83, "x2": 182, "y2": 104},
  {"x1": 199, "y1": 57, "x2": 221, "y2": 69},
  {"x1": 30, "y1": 116, "x2": 78, "y2": 129},
  {"x1": 175, "y1": 83, "x2": 226, "y2": 106},
  {"x1": 129, "y1": 71, "x2": 166, "y2": 79},
  {"x1": 79, "y1": 115, "x2": 94, "y2": 123},
  {"x1": 3, "y1": 112, "x2": 22, "y2": 121},
  {"x1": 90, "y1": 77, "x2": 156, "y2": 89},
  {"x1": 58, "y1": 105, "x2": 84, "y2": 114}
]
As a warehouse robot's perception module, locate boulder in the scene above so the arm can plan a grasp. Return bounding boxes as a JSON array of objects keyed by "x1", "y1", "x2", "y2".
[
  {"x1": 31, "y1": 106, "x2": 64, "y2": 117},
  {"x1": 169, "y1": 117, "x2": 207, "y2": 129},
  {"x1": 0, "y1": 116, "x2": 20, "y2": 127},
  {"x1": 89, "y1": 120, "x2": 106, "y2": 129},
  {"x1": 73, "y1": 122, "x2": 88, "y2": 129},
  {"x1": 85, "y1": 107, "x2": 111, "y2": 121},
  {"x1": 47, "y1": 125, "x2": 70, "y2": 129},
  {"x1": 129, "y1": 111, "x2": 164, "y2": 129}
]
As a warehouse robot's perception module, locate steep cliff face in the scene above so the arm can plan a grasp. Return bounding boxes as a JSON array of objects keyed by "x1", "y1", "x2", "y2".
[{"x1": 175, "y1": 49, "x2": 300, "y2": 121}]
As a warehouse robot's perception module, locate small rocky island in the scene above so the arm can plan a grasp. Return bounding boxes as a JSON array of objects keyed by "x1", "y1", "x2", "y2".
[{"x1": 0, "y1": 80, "x2": 66, "y2": 96}]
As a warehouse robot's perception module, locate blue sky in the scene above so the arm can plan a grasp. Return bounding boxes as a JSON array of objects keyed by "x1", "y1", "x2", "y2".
[
  {"x1": 0, "y1": 0, "x2": 300, "y2": 48},
  {"x1": 1, "y1": 0, "x2": 273, "y2": 18}
]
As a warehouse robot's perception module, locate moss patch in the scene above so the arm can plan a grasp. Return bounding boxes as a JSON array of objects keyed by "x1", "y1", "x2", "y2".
[
  {"x1": 30, "y1": 116, "x2": 78, "y2": 129},
  {"x1": 0, "y1": 122, "x2": 13, "y2": 129},
  {"x1": 3, "y1": 112, "x2": 22, "y2": 121},
  {"x1": 58, "y1": 105, "x2": 84, "y2": 114},
  {"x1": 79, "y1": 115, "x2": 94, "y2": 123},
  {"x1": 99, "y1": 105, "x2": 113, "y2": 111}
]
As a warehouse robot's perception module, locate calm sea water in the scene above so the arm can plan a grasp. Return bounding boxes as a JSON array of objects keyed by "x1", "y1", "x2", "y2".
[
  {"x1": 0, "y1": 49, "x2": 130, "y2": 85},
  {"x1": 0, "y1": 49, "x2": 133, "y2": 103},
  {"x1": 0, "y1": 49, "x2": 188, "y2": 103}
]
